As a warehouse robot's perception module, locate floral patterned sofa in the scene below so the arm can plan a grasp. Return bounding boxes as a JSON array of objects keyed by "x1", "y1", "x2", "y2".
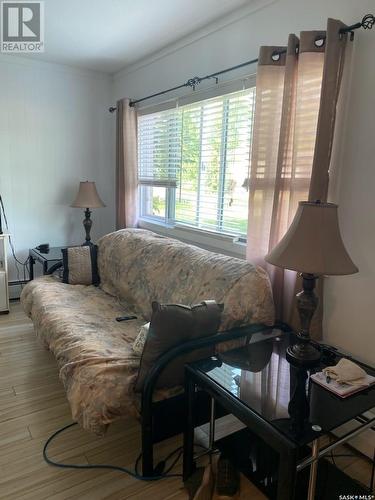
[{"x1": 21, "y1": 228, "x2": 275, "y2": 474}]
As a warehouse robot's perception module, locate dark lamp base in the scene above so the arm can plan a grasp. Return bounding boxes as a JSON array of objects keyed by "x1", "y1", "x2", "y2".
[
  {"x1": 286, "y1": 273, "x2": 322, "y2": 368},
  {"x1": 286, "y1": 342, "x2": 321, "y2": 368},
  {"x1": 82, "y1": 208, "x2": 93, "y2": 246}
]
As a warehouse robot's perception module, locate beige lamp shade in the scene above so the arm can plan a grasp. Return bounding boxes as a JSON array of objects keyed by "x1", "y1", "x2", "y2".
[
  {"x1": 71, "y1": 181, "x2": 106, "y2": 209},
  {"x1": 265, "y1": 202, "x2": 358, "y2": 276}
]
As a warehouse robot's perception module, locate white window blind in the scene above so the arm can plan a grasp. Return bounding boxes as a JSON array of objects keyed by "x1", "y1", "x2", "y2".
[{"x1": 138, "y1": 87, "x2": 256, "y2": 237}]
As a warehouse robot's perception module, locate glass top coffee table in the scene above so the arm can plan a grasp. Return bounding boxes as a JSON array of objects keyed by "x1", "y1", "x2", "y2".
[{"x1": 183, "y1": 330, "x2": 375, "y2": 499}]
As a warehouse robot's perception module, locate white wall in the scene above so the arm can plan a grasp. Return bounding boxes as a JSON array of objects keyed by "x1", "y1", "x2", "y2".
[
  {"x1": 0, "y1": 55, "x2": 115, "y2": 282},
  {"x1": 113, "y1": 0, "x2": 375, "y2": 364}
]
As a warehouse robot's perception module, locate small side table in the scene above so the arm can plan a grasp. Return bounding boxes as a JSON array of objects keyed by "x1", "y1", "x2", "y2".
[
  {"x1": 29, "y1": 246, "x2": 67, "y2": 279},
  {"x1": 183, "y1": 332, "x2": 375, "y2": 499}
]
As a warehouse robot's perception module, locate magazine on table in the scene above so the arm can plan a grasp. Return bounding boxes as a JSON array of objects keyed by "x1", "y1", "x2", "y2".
[{"x1": 310, "y1": 371, "x2": 375, "y2": 398}]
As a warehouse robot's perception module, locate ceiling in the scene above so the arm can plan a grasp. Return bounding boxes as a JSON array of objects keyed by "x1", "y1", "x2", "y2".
[{"x1": 14, "y1": 0, "x2": 252, "y2": 73}]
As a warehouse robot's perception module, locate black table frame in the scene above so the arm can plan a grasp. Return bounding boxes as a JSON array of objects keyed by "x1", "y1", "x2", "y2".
[
  {"x1": 183, "y1": 365, "x2": 298, "y2": 498},
  {"x1": 29, "y1": 247, "x2": 66, "y2": 279},
  {"x1": 183, "y1": 360, "x2": 375, "y2": 500},
  {"x1": 141, "y1": 323, "x2": 281, "y2": 476}
]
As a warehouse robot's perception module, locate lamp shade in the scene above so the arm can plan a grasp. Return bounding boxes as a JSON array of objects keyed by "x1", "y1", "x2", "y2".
[
  {"x1": 265, "y1": 202, "x2": 358, "y2": 276},
  {"x1": 71, "y1": 181, "x2": 106, "y2": 209}
]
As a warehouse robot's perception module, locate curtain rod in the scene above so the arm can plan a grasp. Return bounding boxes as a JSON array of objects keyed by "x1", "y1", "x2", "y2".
[{"x1": 108, "y1": 13, "x2": 374, "y2": 113}]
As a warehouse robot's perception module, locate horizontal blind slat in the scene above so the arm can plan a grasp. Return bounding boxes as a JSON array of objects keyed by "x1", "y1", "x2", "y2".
[{"x1": 138, "y1": 86, "x2": 255, "y2": 236}]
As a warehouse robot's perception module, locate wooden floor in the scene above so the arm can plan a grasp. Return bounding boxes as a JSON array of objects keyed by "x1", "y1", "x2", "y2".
[{"x1": 0, "y1": 302, "x2": 372, "y2": 499}]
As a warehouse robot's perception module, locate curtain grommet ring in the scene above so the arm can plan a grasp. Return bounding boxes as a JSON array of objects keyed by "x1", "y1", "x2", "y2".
[{"x1": 314, "y1": 37, "x2": 325, "y2": 48}]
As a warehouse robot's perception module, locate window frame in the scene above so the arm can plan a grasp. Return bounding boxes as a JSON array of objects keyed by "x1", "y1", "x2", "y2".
[{"x1": 137, "y1": 76, "x2": 257, "y2": 243}]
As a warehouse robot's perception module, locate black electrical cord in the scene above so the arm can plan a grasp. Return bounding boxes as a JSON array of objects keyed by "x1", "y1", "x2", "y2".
[
  {"x1": 43, "y1": 418, "x2": 375, "y2": 493},
  {"x1": 330, "y1": 449, "x2": 375, "y2": 492},
  {"x1": 43, "y1": 422, "x2": 182, "y2": 481},
  {"x1": 134, "y1": 442, "x2": 210, "y2": 477},
  {"x1": 135, "y1": 445, "x2": 180, "y2": 476},
  {"x1": 44, "y1": 422, "x2": 210, "y2": 482},
  {"x1": 330, "y1": 452, "x2": 355, "y2": 466}
]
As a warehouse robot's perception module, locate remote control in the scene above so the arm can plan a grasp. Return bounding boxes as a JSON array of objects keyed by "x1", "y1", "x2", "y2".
[{"x1": 116, "y1": 315, "x2": 137, "y2": 322}]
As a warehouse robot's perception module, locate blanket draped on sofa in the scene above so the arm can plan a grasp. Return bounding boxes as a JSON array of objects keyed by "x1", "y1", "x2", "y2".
[{"x1": 21, "y1": 229, "x2": 274, "y2": 434}]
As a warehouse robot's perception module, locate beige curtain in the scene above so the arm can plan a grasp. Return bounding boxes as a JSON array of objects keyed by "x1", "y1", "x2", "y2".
[
  {"x1": 116, "y1": 98, "x2": 138, "y2": 229},
  {"x1": 247, "y1": 19, "x2": 348, "y2": 336}
]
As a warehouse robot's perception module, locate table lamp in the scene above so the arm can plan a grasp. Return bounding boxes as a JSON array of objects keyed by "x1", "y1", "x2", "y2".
[
  {"x1": 71, "y1": 181, "x2": 105, "y2": 246},
  {"x1": 265, "y1": 201, "x2": 358, "y2": 366}
]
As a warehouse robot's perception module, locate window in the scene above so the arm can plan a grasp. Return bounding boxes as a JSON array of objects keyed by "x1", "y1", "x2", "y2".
[{"x1": 138, "y1": 87, "x2": 256, "y2": 237}]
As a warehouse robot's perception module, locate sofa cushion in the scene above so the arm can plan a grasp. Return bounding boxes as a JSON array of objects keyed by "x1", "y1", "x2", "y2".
[
  {"x1": 62, "y1": 245, "x2": 99, "y2": 285},
  {"x1": 98, "y1": 229, "x2": 275, "y2": 330},
  {"x1": 135, "y1": 300, "x2": 223, "y2": 392}
]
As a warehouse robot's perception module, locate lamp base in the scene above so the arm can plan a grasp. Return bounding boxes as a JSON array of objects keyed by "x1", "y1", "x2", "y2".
[
  {"x1": 286, "y1": 341, "x2": 321, "y2": 367},
  {"x1": 82, "y1": 208, "x2": 93, "y2": 246},
  {"x1": 286, "y1": 273, "x2": 322, "y2": 367}
]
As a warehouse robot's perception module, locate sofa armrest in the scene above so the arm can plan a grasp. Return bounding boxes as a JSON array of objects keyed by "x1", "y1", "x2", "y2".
[
  {"x1": 141, "y1": 321, "x2": 291, "y2": 416},
  {"x1": 46, "y1": 261, "x2": 63, "y2": 275}
]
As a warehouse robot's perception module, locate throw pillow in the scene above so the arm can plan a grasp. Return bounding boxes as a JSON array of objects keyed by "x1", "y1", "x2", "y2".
[
  {"x1": 135, "y1": 299, "x2": 223, "y2": 392},
  {"x1": 61, "y1": 245, "x2": 99, "y2": 285},
  {"x1": 133, "y1": 322, "x2": 150, "y2": 356}
]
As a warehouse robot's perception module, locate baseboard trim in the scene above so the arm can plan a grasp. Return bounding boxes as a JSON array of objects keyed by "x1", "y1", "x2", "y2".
[{"x1": 8, "y1": 280, "x2": 28, "y2": 300}]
